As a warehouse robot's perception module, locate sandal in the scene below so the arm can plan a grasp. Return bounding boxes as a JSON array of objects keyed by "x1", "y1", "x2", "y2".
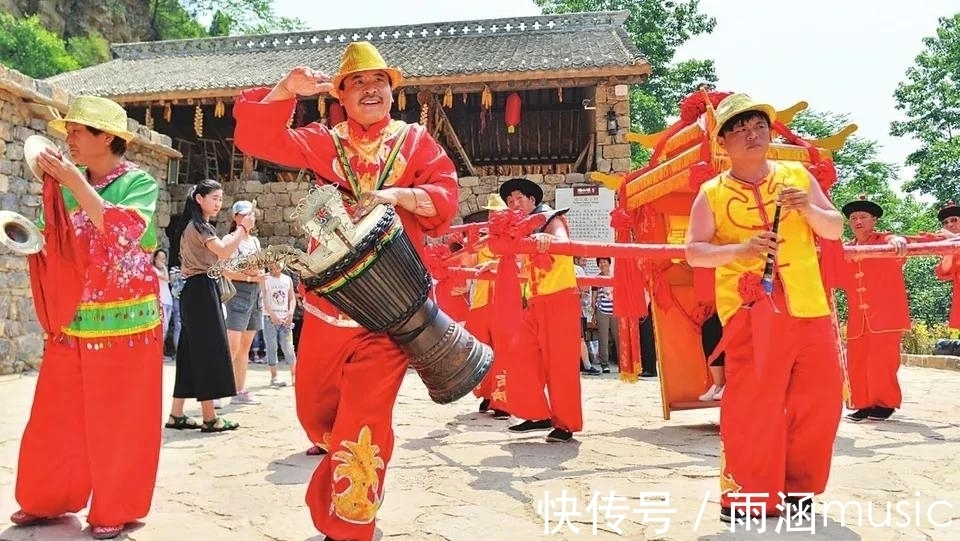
[
  {"x1": 91, "y1": 524, "x2": 125, "y2": 539},
  {"x1": 10, "y1": 509, "x2": 57, "y2": 526},
  {"x1": 200, "y1": 417, "x2": 240, "y2": 433},
  {"x1": 165, "y1": 414, "x2": 201, "y2": 430}
]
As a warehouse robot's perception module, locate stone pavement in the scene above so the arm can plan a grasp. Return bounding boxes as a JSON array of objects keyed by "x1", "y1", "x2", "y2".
[{"x1": 1, "y1": 362, "x2": 958, "y2": 541}]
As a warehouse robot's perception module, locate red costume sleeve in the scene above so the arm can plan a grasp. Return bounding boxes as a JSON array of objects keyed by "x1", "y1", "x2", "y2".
[
  {"x1": 935, "y1": 260, "x2": 958, "y2": 281},
  {"x1": 232, "y1": 87, "x2": 336, "y2": 171},
  {"x1": 402, "y1": 123, "x2": 458, "y2": 237}
]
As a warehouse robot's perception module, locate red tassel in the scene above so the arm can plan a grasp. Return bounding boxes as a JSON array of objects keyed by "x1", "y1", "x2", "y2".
[{"x1": 609, "y1": 201, "x2": 648, "y2": 319}]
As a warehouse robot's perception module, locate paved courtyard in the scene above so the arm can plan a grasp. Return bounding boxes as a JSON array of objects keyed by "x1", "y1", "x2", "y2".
[{"x1": 0, "y1": 361, "x2": 958, "y2": 541}]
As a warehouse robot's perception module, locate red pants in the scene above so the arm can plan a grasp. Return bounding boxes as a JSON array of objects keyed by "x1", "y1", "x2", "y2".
[
  {"x1": 295, "y1": 302, "x2": 408, "y2": 541},
  {"x1": 16, "y1": 332, "x2": 162, "y2": 527},
  {"x1": 467, "y1": 305, "x2": 507, "y2": 410},
  {"x1": 719, "y1": 299, "x2": 842, "y2": 512},
  {"x1": 846, "y1": 331, "x2": 903, "y2": 409},
  {"x1": 505, "y1": 290, "x2": 582, "y2": 432}
]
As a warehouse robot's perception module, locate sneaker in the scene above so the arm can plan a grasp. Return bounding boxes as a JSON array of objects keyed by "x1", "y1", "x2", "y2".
[
  {"x1": 213, "y1": 399, "x2": 223, "y2": 409},
  {"x1": 508, "y1": 419, "x2": 553, "y2": 432},
  {"x1": 846, "y1": 409, "x2": 871, "y2": 422},
  {"x1": 699, "y1": 384, "x2": 723, "y2": 401},
  {"x1": 546, "y1": 428, "x2": 573, "y2": 442},
  {"x1": 601, "y1": 366, "x2": 611, "y2": 374},
  {"x1": 270, "y1": 378, "x2": 288, "y2": 387},
  {"x1": 232, "y1": 391, "x2": 261, "y2": 405}
]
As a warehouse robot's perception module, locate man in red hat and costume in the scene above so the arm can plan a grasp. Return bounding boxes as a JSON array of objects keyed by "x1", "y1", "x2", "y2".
[
  {"x1": 935, "y1": 202, "x2": 960, "y2": 330},
  {"x1": 685, "y1": 93, "x2": 845, "y2": 524},
  {"x1": 840, "y1": 196, "x2": 910, "y2": 422},
  {"x1": 233, "y1": 41, "x2": 458, "y2": 541},
  {"x1": 499, "y1": 177, "x2": 582, "y2": 443},
  {"x1": 838, "y1": 196, "x2": 908, "y2": 423}
]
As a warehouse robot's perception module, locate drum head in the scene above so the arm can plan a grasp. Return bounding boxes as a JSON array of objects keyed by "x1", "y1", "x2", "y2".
[{"x1": 24, "y1": 135, "x2": 61, "y2": 182}]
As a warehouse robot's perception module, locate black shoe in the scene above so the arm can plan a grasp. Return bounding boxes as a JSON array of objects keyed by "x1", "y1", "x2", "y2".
[
  {"x1": 784, "y1": 495, "x2": 813, "y2": 520},
  {"x1": 719, "y1": 506, "x2": 747, "y2": 524},
  {"x1": 868, "y1": 407, "x2": 895, "y2": 421},
  {"x1": 478, "y1": 398, "x2": 491, "y2": 412},
  {"x1": 508, "y1": 419, "x2": 553, "y2": 432},
  {"x1": 491, "y1": 409, "x2": 510, "y2": 419},
  {"x1": 546, "y1": 428, "x2": 573, "y2": 442},
  {"x1": 846, "y1": 409, "x2": 871, "y2": 422},
  {"x1": 601, "y1": 366, "x2": 611, "y2": 373},
  {"x1": 582, "y1": 366, "x2": 601, "y2": 375},
  {"x1": 640, "y1": 371, "x2": 657, "y2": 378}
]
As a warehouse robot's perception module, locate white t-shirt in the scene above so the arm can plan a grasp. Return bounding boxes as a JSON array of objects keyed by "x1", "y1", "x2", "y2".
[
  {"x1": 234, "y1": 236, "x2": 261, "y2": 258},
  {"x1": 263, "y1": 273, "x2": 293, "y2": 319},
  {"x1": 155, "y1": 267, "x2": 173, "y2": 306}
]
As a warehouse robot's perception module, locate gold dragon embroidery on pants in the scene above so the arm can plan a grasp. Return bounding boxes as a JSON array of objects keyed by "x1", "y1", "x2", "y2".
[
  {"x1": 719, "y1": 442, "x2": 742, "y2": 495},
  {"x1": 331, "y1": 425, "x2": 385, "y2": 524}
]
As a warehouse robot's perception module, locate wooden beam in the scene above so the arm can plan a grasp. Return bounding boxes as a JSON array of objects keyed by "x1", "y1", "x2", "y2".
[
  {"x1": 572, "y1": 133, "x2": 594, "y2": 173},
  {"x1": 105, "y1": 68, "x2": 650, "y2": 106},
  {"x1": 432, "y1": 95, "x2": 477, "y2": 177}
]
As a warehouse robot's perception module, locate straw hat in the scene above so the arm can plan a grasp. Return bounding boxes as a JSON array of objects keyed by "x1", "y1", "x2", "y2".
[
  {"x1": 48, "y1": 95, "x2": 136, "y2": 142},
  {"x1": 481, "y1": 193, "x2": 508, "y2": 211},
  {"x1": 841, "y1": 194, "x2": 883, "y2": 219},
  {"x1": 330, "y1": 42, "x2": 403, "y2": 99},
  {"x1": 712, "y1": 93, "x2": 776, "y2": 138}
]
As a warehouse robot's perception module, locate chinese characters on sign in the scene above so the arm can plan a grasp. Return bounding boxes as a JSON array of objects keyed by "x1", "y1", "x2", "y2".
[{"x1": 555, "y1": 185, "x2": 615, "y2": 275}]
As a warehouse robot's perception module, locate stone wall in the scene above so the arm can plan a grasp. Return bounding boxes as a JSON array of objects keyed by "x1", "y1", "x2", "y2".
[
  {"x1": 0, "y1": 65, "x2": 180, "y2": 374},
  {"x1": 593, "y1": 82, "x2": 633, "y2": 175},
  {"x1": 456, "y1": 173, "x2": 588, "y2": 223}
]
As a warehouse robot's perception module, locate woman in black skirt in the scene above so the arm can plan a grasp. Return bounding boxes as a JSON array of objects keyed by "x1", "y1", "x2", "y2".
[{"x1": 165, "y1": 179, "x2": 254, "y2": 432}]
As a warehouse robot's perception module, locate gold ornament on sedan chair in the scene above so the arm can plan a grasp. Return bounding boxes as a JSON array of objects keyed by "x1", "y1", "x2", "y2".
[{"x1": 193, "y1": 104, "x2": 203, "y2": 137}]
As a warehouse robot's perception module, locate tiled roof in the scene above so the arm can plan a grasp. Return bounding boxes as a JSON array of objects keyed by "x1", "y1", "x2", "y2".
[{"x1": 46, "y1": 10, "x2": 648, "y2": 100}]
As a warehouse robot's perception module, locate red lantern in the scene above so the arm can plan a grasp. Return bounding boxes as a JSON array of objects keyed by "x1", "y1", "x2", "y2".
[
  {"x1": 505, "y1": 92, "x2": 521, "y2": 134},
  {"x1": 329, "y1": 101, "x2": 346, "y2": 126}
]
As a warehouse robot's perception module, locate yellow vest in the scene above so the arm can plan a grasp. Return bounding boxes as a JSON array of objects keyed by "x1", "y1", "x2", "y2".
[
  {"x1": 526, "y1": 254, "x2": 577, "y2": 296},
  {"x1": 470, "y1": 246, "x2": 494, "y2": 309},
  {"x1": 702, "y1": 161, "x2": 830, "y2": 325}
]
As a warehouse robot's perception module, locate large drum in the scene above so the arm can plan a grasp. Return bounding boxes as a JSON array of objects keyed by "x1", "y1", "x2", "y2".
[{"x1": 292, "y1": 192, "x2": 493, "y2": 405}]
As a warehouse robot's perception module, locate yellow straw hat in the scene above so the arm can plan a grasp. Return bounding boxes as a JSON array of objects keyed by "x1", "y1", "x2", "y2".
[
  {"x1": 481, "y1": 193, "x2": 508, "y2": 211},
  {"x1": 711, "y1": 93, "x2": 776, "y2": 138},
  {"x1": 330, "y1": 41, "x2": 403, "y2": 99},
  {"x1": 48, "y1": 95, "x2": 136, "y2": 142}
]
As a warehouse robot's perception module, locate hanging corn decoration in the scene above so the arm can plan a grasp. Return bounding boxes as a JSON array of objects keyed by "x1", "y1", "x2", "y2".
[
  {"x1": 193, "y1": 104, "x2": 203, "y2": 137},
  {"x1": 318, "y1": 98, "x2": 326, "y2": 117},
  {"x1": 443, "y1": 86, "x2": 453, "y2": 108},
  {"x1": 397, "y1": 91, "x2": 406, "y2": 111},
  {"x1": 214, "y1": 99, "x2": 225, "y2": 118},
  {"x1": 163, "y1": 102, "x2": 172, "y2": 122},
  {"x1": 461, "y1": 93, "x2": 467, "y2": 104},
  {"x1": 144, "y1": 107, "x2": 153, "y2": 130},
  {"x1": 481, "y1": 85, "x2": 492, "y2": 110},
  {"x1": 558, "y1": 87, "x2": 563, "y2": 103},
  {"x1": 419, "y1": 100, "x2": 429, "y2": 125}
]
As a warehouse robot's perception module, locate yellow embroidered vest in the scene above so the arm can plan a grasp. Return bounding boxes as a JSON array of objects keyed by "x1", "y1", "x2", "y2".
[
  {"x1": 523, "y1": 254, "x2": 577, "y2": 297},
  {"x1": 470, "y1": 245, "x2": 495, "y2": 309},
  {"x1": 702, "y1": 161, "x2": 830, "y2": 325}
]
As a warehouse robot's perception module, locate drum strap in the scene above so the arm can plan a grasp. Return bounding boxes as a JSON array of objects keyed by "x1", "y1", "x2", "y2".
[{"x1": 332, "y1": 124, "x2": 412, "y2": 199}]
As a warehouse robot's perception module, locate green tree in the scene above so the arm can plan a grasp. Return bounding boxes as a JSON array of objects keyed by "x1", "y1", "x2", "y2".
[
  {"x1": 66, "y1": 32, "x2": 111, "y2": 68},
  {"x1": 788, "y1": 109, "x2": 950, "y2": 326},
  {"x1": 534, "y1": 0, "x2": 718, "y2": 164},
  {"x1": 890, "y1": 13, "x2": 960, "y2": 204},
  {"x1": 0, "y1": 13, "x2": 79, "y2": 78},
  {"x1": 148, "y1": 0, "x2": 305, "y2": 40}
]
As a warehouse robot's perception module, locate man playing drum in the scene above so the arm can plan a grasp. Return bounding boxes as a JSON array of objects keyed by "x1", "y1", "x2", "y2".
[
  {"x1": 233, "y1": 41, "x2": 459, "y2": 541},
  {"x1": 685, "y1": 94, "x2": 845, "y2": 523}
]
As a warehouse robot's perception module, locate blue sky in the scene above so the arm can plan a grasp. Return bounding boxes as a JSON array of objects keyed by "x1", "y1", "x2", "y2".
[{"x1": 273, "y1": 0, "x2": 957, "y2": 195}]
